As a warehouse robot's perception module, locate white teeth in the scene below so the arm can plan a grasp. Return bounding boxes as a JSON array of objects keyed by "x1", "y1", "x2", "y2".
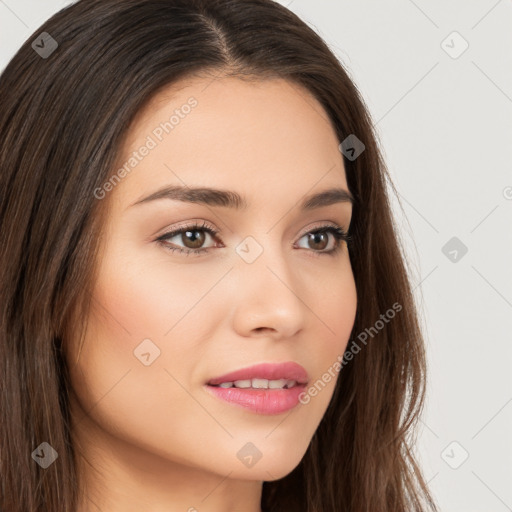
[
  {"x1": 233, "y1": 379, "x2": 251, "y2": 388},
  {"x1": 252, "y1": 378, "x2": 268, "y2": 389},
  {"x1": 215, "y1": 379, "x2": 297, "y2": 389},
  {"x1": 268, "y1": 379, "x2": 288, "y2": 389}
]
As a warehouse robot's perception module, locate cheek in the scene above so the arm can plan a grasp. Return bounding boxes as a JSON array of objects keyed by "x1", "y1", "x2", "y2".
[
  {"x1": 65, "y1": 240, "x2": 230, "y2": 436},
  {"x1": 90, "y1": 236, "x2": 226, "y2": 347},
  {"x1": 298, "y1": 259, "x2": 357, "y2": 408},
  {"x1": 73, "y1": 255, "x2": 217, "y2": 393},
  {"x1": 91, "y1": 256, "x2": 178, "y2": 343},
  {"x1": 65, "y1": 274, "x2": 218, "y2": 466},
  {"x1": 306, "y1": 255, "x2": 357, "y2": 359}
]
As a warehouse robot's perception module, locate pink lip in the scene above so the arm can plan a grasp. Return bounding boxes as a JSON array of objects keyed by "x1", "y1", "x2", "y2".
[
  {"x1": 205, "y1": 385, "x2": 307, "y2": 415},
  {"x1": 205, "y1": 362, "x2": 309, "y2": 415},
  {"x1": 207, "y1": 362, "x2": 309, "y2": 386}
]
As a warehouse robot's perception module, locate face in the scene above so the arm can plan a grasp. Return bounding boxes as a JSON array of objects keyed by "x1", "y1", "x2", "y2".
[{"x1": 66, "y1": 76, "x2": 357, "y2": 486}]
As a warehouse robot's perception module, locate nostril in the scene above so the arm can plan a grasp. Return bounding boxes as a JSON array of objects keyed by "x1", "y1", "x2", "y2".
[{"x1": 253, "y1": 327, "x2": 275, "y2": 334}]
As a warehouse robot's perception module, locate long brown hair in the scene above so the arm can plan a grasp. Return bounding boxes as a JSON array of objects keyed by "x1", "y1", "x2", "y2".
[{"x1": 0, "y1": 1, "x2": 439, "y2": 511}]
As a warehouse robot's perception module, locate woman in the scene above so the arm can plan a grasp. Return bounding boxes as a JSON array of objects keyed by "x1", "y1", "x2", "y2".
[{"x1": 0, "y1": 1, "x2": 439, "y2": 511}]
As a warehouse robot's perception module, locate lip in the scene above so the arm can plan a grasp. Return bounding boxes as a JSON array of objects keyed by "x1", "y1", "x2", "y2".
[
  {"x1": 205, "y1": 385, "x2": 307, "y2": 415},
  {"x1": 206, "y1": 361, "x2": 309, "y2": 386},
  {"x1": 204, "y1": 362, "x2": 309, "y2": 415}
]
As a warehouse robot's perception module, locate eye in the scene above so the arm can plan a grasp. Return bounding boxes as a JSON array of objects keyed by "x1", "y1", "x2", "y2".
[
  {"x1": 155, "y1": 221, "x2": 351, "y2": 257},
  {"x1": 295, "y1": 225, "x2": 351, "y2": 257},
  {"x1": 155, "y1": 220, "x2": 221, "y2": 256}
]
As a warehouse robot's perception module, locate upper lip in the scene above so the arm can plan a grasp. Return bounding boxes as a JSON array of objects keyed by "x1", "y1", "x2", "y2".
[{"x1": 207, "y1": 362, "x2": 309, "y2": 386}]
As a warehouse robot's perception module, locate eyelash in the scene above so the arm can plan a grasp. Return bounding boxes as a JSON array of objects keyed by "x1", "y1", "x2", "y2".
[{"x1": 155, "y1": 220, "x2": 352, "y2": 258}]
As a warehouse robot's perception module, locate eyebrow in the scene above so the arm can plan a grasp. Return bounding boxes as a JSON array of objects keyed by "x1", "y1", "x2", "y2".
[{"x1": 130, "y1": 185, "x2": 355, "y2": 210}]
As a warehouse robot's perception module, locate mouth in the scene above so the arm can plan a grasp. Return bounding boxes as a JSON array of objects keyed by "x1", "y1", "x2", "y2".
[
  {"x1": 204, "y1": 361, "x2": 309, "y2": 415},
  {"x1": 208, "y1": 378, "x2": 300, "y2": 390}
]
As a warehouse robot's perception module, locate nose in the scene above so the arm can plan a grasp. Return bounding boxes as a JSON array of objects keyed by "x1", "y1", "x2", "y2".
[{"x1": 230, "y1": 242, "x2": 307, "y2": 340}]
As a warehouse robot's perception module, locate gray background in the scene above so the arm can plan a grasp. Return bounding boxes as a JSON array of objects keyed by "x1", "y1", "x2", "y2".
[{"x1": 1, "y1": 0, "x2": 511, "y2": 510}]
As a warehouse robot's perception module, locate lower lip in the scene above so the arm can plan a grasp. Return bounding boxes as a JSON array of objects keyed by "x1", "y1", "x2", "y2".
[{"x1": 205, "y1": 384, "x2": 306, "y2": 415}]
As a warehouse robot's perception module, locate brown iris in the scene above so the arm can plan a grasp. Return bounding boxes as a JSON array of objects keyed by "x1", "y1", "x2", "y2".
[
  {"x1": 307, "y1": 231, "x2": 329, "y2": 251},
  {"x1": 181, "y1": 229, "x2": 206, "y2": 249}
]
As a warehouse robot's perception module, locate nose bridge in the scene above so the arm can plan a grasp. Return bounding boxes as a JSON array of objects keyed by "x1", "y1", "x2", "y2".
[{"x1": 235, "y1": 232, "x2": 295, "y2": 292}]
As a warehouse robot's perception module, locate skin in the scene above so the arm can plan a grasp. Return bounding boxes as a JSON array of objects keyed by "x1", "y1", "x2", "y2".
[{"x1": 65, "y1": 75, "x2": 357, "y2": 512}]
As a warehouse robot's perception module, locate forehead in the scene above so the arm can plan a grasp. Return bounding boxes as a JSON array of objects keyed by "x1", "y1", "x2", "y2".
[{"x1": 111, "y1": 75, "x2": 349, "y2": 209}]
